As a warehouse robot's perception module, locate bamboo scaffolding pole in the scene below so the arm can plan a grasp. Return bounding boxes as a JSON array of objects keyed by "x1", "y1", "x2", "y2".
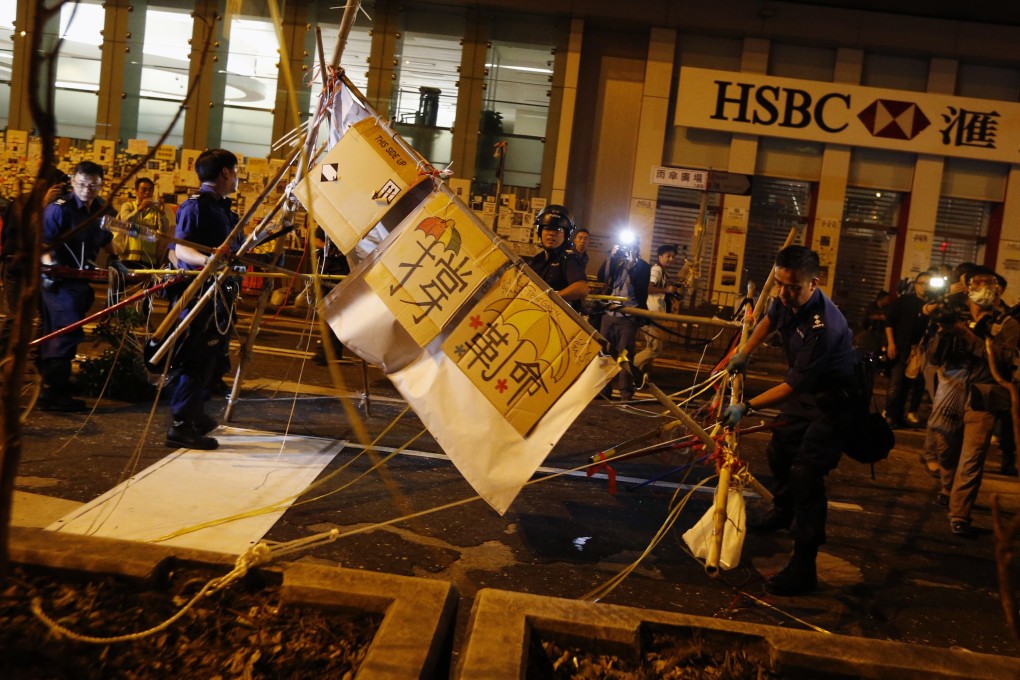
[
  {"x1": 703, "y1": 226, "x2": 799, "y2": 574},
  {"x1": 224, "y1": 1, "x2": 365, "y2": 421},
  {"x1": 147, "y1": 146, "x2": 302, "y2": 366}
]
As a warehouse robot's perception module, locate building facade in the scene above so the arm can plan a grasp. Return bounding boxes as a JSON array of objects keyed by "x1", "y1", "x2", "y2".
[{"x1": 2, "y1": 0, "x2": 1019, "y2": 326}]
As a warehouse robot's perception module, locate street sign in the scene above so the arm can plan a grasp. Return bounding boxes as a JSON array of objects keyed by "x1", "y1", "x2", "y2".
[
  {"x1": 651, "y1": 166, "x2": 708, "y2": 190},
  {"x1": 708, "y1": 171, "x2": 753, "y2": 195}
]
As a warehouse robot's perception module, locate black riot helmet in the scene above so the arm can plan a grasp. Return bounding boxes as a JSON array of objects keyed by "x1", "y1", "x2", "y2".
[{"x1": 534, "y1": 204, "x2": 575, "y2": 240}]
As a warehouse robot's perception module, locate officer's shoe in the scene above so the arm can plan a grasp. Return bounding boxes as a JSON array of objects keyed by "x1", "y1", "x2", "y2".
[
  {"x1": 764, "y1": 551, "x2": 817, "y2": 596},
  {"x1": 166, "y1": 421, "x2": 218, "y2": 450},
  {"x1": 747, "y1": 509, "x2": 793, "y2": 534},
  {"x1": 38, "y1": 391, "x2": 87, "y2": 413},
  {"x1": 194, "y1": 412, "x2": 218, "y2": 435}
]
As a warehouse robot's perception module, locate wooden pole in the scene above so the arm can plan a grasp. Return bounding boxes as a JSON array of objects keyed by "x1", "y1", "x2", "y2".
[{"x1": 224, "y1": 2, "x2": 364, "y2": 421}]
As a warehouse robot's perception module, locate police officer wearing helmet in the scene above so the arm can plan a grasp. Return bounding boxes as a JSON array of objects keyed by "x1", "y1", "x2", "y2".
[{"x1": 528, "y1": 204, "x2": 589, "y2": 310}]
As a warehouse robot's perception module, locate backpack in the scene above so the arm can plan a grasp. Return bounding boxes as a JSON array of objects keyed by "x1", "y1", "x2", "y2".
[{"x1": 843, "y1": 350, "x2": 894, "y2": 466}]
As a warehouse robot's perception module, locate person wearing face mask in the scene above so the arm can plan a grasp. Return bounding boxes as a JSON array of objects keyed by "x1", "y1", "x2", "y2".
[{"x1": 932, "y1": 266, "x2": 1019, "y2": 536}]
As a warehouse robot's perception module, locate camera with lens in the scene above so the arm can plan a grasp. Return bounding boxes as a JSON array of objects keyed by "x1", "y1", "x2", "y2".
[{"x1": 928, "y1": 294, "x2": 969, "y2": 325}]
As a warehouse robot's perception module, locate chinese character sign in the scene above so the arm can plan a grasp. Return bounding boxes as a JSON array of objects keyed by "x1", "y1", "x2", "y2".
[
  {"x1": 442, "y1": 267, "x2": 602, "y2": 436},
  {"x1": 291, "y1": 117, "x2": 427, "y2": 254},
  {"x1": 651, "y1": 165, "x2": 708, "y2": 190},
  {"x1": 365, "y1": 191, "x2": 510, "y2": 347}
]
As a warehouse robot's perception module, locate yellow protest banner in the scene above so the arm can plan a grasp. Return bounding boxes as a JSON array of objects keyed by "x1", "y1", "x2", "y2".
[
  {"x1": 364, "y1": 191, "x2": 509, "y2": 347},
  {"x1": 442, "y1": 268, "x2": 601, "y2": 436}
]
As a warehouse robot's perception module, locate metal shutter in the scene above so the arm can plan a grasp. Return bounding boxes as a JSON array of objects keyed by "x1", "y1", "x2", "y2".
[
  {"x1": 834, "y1": 187, "x2": 902, "y2": 333},
  {"x1": 930, "y1": 197, "x2": 990, "y2": 271},
  {"x1": 744, "y1": 178, "x2": 812, "y2": 293},
  {"x1": 651, "y1": 186, "x2": 719, "y2": 308}
]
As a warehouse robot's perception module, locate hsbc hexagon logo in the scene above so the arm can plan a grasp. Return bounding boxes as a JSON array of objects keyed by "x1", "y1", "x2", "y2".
[{"x1": 857, "y1": 99, "x2": 930, "y2": 140}]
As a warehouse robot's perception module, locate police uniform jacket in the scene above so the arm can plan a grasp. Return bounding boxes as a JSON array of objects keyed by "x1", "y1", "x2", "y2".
[
  {"x1": 174, "y1": 187, "x2": 241, "y2": 271},
  {"x1": 530, "y1": 245, "x2": 586, "y2": 293},
  {"x1": 43, "y1": 193, "x2": 113, "y2": 269},
  {"x1": 768, "y1": 287, "x2": 856, "y2": 402}
]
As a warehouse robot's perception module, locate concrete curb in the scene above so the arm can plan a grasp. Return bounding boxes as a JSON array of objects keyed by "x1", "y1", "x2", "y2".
[
  {"x1": 456, "y1": 588, "x2": 1020, "y2": 679},
  {"x1": 8, "y1": 526, "x2": 457, "y2": 680}
]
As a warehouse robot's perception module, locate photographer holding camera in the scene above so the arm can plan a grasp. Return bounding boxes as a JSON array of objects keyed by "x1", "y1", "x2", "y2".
[
  {"x1": 597, "y1": 232, "x2": 650, "y2": 400},
  {"x1": 922, "y1": 265, "x2": 1018, "y2": 536}
]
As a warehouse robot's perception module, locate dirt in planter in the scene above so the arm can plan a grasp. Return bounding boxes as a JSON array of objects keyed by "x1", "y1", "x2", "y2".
[
  {"x1": 0, "y1": 564, "x2": 381, "y2": 679},
  {"x1": 527, "y1": 624, "x2": 811, "y2": 679}
]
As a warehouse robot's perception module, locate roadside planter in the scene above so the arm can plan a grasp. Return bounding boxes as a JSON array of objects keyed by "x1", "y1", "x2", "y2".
[
  {"x1": 4, "y1": 526, "x2": 456, "y2": 679},
  {"x1": 457, "y1": 588, "x2": 1020, "y2": 679}
]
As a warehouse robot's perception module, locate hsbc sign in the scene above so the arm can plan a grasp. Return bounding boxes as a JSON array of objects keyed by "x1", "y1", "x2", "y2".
[{"x1": 676, "y1": 67, "x2": 1020, "y2": 163}]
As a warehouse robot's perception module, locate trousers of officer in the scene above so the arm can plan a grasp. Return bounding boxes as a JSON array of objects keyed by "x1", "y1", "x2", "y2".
[
  {"x1": 39, "y1": 280, "x2": 95, "y2": 360},
  {"x1": 168, "y1": 289, "x2": 232, "y2": 422},
  {"x1": 765, "y1": 389, "x2": 852, "y2": 549}
]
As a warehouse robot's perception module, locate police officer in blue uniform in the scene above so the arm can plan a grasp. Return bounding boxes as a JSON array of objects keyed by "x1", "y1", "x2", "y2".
[
  {"x1": 723, "y1": 245, "x2": 857, "y2": 595},
  {"x1": 39, "y1": 161, "x2": 126, "y2": 411},
  {"x1": 165, "y1": 149, "x2": 241, "y2": 450},
  {"x1": 528, "y1": 204, "x2": 589, "y2": 311}
]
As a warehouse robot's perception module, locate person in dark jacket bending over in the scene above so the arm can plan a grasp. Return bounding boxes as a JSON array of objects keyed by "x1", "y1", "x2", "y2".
[{"x1": 722, "y1": 245, "x2": 857, "y2": 596}]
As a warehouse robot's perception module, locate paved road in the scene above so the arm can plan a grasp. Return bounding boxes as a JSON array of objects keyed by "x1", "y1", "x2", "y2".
[{"x1": 10, "y1": 302, "x2": 1020, "y2": 665}]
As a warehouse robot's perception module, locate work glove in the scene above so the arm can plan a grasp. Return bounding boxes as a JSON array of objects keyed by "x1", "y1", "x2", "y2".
[
  {"x1": 109, "y1": 256, "x2": 131, "y2": 278},
  {"x1": 721, "y1": 402, "x2": 749, "y2": 429},
  {"x1": 726, "y1": 351, "x2": 749, "y2": 374},
  {"x1": 41, "y1": 272, "x2": 60, "y2": 293}
]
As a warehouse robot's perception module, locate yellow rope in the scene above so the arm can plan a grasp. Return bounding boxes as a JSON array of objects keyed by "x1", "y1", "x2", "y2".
[{"x1": 31, "y1": 543, "x2": 273, "y2": 644}]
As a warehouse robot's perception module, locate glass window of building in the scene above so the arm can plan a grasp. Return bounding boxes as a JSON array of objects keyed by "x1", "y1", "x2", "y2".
[
  {"x1": 475, "y1": 20, "x2": 556, "y2": 190},
  {"x1": 390, "y1": 6, "x2": 465, "y2": 167},
  {"x1": 132, "y1": 2, "x2": 192, "y2": 148},
  {"x1": 220, "y1": 9, "x2": 281, "y2": 158},
  {"x1": 0, "y1": 3, "x2": 15, "y2": 130},
  {"x1": 52, "y1": 0, "x2": 105, "y2": 139},
  {"x1": 308, "y1": 16, "x2": 371, "y2": 115}
]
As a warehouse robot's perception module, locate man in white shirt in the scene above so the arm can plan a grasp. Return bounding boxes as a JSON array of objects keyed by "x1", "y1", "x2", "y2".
[{"x1": 634, "y1": 244, "x2": 678, "y2": 383}]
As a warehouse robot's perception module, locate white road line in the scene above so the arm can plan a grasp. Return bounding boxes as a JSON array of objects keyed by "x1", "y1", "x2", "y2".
[{"x1": 341, "y1": 442, "x2": 864, "y2": 511}]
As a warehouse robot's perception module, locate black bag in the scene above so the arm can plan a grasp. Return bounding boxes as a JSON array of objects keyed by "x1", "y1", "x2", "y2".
[
  {"x1": 844, "y1": 411, "x2": 895, "y2": 464},
  {"x1": 843, "y1": 351, "x2": 895, "y2": 464}
]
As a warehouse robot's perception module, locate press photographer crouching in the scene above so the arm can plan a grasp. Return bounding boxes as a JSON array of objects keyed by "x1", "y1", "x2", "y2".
[{"x1": 921, "y1": 265, "x2": 1019, "y2": 536}]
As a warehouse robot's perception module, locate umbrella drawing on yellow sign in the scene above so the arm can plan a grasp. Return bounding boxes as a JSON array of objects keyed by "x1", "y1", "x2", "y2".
[{"x1": 416, "y1": 215, "x2": 462, "y2": 255}]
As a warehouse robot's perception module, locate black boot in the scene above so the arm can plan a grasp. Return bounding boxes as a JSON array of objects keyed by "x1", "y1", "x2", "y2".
[
  {"x1": 748, "y1": 508, "x2": 793, "y2": 534},
  {"x1": 166, "y1": 421, "x2": 218, "y2": 450},
  {"x1": 765, "y1": 544, "x2": 818, "y2": 596},
  {"x1": 38, "y1": 358, "x2": 86, "y2": 412}
]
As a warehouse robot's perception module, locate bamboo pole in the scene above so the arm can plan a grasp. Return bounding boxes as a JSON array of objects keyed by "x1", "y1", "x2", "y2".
[
  {"x1": 702, "y1": 227, "x2": 800, "y2": 575},
  {"x1": 225, "y1": 2, "x2": 363, "y2": 421}
]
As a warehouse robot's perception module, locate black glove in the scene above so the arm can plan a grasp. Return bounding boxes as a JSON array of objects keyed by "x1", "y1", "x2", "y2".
[
  {"x1": 41, "y1": 272, "x2": 60, "y2": 293},
  {"x1": 109, "y1": 256, "x2": 130, "y2": 278},
  {"x1": 726, "y1": 351, "x2": 749, "y2": 374}
]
